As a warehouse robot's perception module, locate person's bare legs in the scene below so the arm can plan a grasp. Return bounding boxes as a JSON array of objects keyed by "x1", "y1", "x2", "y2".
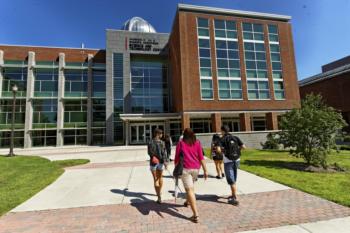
[
  {"x1": 230, "y1": 183, "x2": 238, "y2": 199},
  {"x1": 151, "y1": 170, "x2": 162, "y2": 202},
  {"x1": 214, "y1": 160, "x2": 221, "y2": 177},
  {"x1": 185, "y1": 187, "x2": 199, "y2": 218},
  {"x1": 156, "y1": 169, "x2": 163, "y2": 202},
  {"x1": 219, "y1": 161, "x2": 224, "y2": 177}
]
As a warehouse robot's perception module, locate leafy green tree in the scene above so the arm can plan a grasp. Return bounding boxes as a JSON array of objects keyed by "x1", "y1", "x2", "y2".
[{"x1": 279, "y1": 94, "x2": 347, "y2": 167}]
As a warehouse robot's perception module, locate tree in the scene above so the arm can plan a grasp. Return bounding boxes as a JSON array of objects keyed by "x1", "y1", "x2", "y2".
[{"x1": 278, "y1": 94, "x2": 347, "y2": 167}]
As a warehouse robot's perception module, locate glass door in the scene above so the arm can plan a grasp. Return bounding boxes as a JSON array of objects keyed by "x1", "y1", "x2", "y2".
[{"x1": 130, "y1": 124, "x2": 146, "y2": 144}]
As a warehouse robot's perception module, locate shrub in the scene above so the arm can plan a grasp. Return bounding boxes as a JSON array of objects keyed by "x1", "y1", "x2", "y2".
[
  {"x1": 261, "y1": 132, "x2": 280, "y2": 150},
  {"x1": 279, "y1": 94, "x2": 347, "y2": 167}
]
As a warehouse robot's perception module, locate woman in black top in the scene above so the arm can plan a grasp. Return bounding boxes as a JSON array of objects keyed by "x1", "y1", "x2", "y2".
[
  {"x1": 210, "y1": 134, "x2": 225, "y2": 179},
  {"x1": 162, "y1": 134, "x2": 172, "y2": 161},
  {"x1": 147, "y1": 128, "x2": 168, "y2": 204}
]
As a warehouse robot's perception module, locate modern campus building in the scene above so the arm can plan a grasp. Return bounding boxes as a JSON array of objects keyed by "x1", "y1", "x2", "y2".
[
  {"x1": 299, "y1": 56, "x2": 350, "y2": 132},
  {"x1": 0, "y1": 4, "x2": 300, "y2": 148}
]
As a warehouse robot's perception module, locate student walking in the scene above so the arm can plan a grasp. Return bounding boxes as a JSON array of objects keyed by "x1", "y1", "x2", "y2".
[
  {"x1": 148, "y1": 128, "x2": 168, "y2": 204},
  {"x1": 174, "y1": 128, "x2": 208, "y2": 223},
  {"x1": 221, "y1": 125, "x2": 246, "y2": 206},
  {"x1": 210, "y1": 134, "x2": 225, "y2": 179}
]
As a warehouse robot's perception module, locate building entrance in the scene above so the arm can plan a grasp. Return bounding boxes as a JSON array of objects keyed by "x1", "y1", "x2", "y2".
[{"x1": 129, "y1": 123, "x2": 164, "y2": 144}]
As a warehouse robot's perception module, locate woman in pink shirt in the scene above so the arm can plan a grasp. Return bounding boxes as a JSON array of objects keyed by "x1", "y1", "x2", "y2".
[{"x1": 174, "y1": 128, "x2": 208, "y2": 223}]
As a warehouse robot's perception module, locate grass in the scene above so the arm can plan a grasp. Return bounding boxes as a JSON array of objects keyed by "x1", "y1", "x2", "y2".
[
  {"x1": 0, "y1": 156, "x2": 89, "y2": 216},
  {"x1": 204, "y1": 149, "x2": 350, "y2": 207}
]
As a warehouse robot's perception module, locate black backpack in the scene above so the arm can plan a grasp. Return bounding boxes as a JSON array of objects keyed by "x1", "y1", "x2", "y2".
[{"x1": 223, "y1": 134, "x2": 240, "y2": 161}]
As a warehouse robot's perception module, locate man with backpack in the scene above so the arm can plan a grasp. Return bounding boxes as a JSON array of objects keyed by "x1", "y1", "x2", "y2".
[{"x1": 220, "y1": 125, "x2": 246, "y2": 206}]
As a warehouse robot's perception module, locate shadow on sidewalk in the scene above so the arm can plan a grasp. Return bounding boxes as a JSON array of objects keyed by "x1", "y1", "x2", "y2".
[{"x1": 110, "y1": 188, "x2": 189, "y2": 220}]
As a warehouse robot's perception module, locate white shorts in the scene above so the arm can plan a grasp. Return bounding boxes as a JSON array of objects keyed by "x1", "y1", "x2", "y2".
[{"x1": 181, "y1": 168, "x2": 199, "y2": 189}]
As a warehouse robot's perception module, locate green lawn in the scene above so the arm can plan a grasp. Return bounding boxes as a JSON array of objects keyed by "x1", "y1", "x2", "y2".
[
  {"x1": 204, "y1": 149, "x2": 350, "y2": 207},
  {"x1": 0, "y1": 156, "x2": 89, "y2": 216}
]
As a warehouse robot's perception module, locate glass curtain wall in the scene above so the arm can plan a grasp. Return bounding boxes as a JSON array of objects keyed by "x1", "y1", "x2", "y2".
[
  {"x1": 92, "y1": 66, "x2": 106, "y2": 144},
  {"x1": 243, "y1": 23, "x2": 270, "y2": 100},
  {"x1": 268, "y1": 25, "x2": 285, "y2": 100},
  {"x1": 197, "y1": 18, "x2": 213, "y2": 99},
  {"x1": 130, "y1": 58, "x2": 169, "y2": 113},
  {"x1": 214, "y1": 19, "x2": 243, "y2": 99},
  {"x1": 113, "y1": 53, "x2": 124, "y2": 144}
]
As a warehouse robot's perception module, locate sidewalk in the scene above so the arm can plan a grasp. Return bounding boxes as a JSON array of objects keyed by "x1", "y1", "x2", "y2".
[{"x1": 0, "y1": 147, "x2": 349, "y2": 233}]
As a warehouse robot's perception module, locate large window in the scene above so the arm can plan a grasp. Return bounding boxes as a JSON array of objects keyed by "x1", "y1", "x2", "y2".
[
  {"x1": 268, "y1": 25, "x2": 285, "y2": 100},
  {"x1": 0, "y1": 99, "x2": 26, "y2": 130},
  {"x1": 92, "y1": 66, "x2": 106, "y2": 145},
  {"x1": 251, "y1": 117, "x2": 267, "y2": 131},
  {"x1": 32, "y1": 130, "x2": 56, "y2": 147},
  {"x1": 92, "y1": 69, "x2": 106, "y2": 98},
  {"x1": 64, "y1": 69, "x2": 88, "y2": 97},
  {"x1": 34, "y1": 68, "x2": 58, "y2": 97},
  {"x1": 243, "y1": 23, "x2": 270, "y2": 100},
  {"x1": 63, "y1": 100, "x2": 87, "y2": 128},
  {"x1": 190, "y1": 118, "x2": 212, "y2": 134},
  {"x1": 2, "y1": 67, "x2": 27, "y2": 98},
  {"x1": 32, "y1": 99, "x2": 57, "y2": 129},
  {"x1": 130, "y1": 59, "x2": 169, "y2": 113},
  {"x1": 197, "y1": 18, "x2": 213, "y2": 99},
  {"x1": 63, "y1": 129, "x2": 87, "y2": 145},
  {"x1": 222, "y1": 118, "x2": 240, "y2": 132},
  {"x1": 169, "y1": 121, "x2": 182, "y2": 144},
  {"x1": 0, "y1": 131, "x2": 24, "y2": 148},
  {"x1": 113, "y1": 53, "x2": 124, "y2": 144},
  {"x1": 214, "y1": 19, "x2": 242, "y2": 99}
]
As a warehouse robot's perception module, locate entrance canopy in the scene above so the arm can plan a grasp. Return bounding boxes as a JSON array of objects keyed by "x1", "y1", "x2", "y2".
[{"x1": 119, "y1": 113, "x2": 180, "y2": 121}]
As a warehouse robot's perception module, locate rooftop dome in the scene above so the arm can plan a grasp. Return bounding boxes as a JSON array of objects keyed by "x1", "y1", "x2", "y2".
[{"x1": 122, "y1": 17, "x2": 156, "y2": 33}]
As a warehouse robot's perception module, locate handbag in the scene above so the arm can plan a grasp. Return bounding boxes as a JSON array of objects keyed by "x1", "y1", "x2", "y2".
[
  {"x1": 173, "y1": 142, "x2": 184, "y2": 178},
  {"x1": 151, "y1": 155, "x2": 160, "y2": 165}
]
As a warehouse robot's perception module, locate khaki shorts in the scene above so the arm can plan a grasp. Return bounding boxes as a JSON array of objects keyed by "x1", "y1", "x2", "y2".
[{"x1": 181, "y1": 168, "x2": 199, "y2": 189}]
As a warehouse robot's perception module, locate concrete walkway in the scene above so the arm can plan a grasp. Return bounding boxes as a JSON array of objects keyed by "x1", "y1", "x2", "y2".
[{"x1": 1, "y1": 146, "x2": 350, "y2": 233}]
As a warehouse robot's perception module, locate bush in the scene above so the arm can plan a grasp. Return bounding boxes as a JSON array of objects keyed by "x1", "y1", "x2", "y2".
[
  {"x1": 261, "y1": 132, "x2": 281, "y2": 150},
  {"x1": 339, "y1": 145, "x2": 350, "y2": 151},
  {"x1": 279, "y1": 94, "x2": 347, "y2": 167}
]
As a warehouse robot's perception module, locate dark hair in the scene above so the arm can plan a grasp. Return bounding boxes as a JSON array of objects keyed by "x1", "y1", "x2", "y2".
[
  {"x1": 153, "y1": 128, "x2": 163, "y2": 138},
  {"x1": 221, "y1": 125, "x2": 230, "y2": 134},
  {"x1": 164, "y1": 134, "x2": 171, "y2": 141},
  {"x1": 212, "y1": 133, "x2": 220, "y2": 142},
  {"x1": 182, "y1": 128, "x2": 196, "y2": 146}
]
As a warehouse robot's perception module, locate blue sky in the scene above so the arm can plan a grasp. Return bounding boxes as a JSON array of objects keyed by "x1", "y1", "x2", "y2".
[{"x1": 0, "y1": 0, "x2": 349, "y2": 80}]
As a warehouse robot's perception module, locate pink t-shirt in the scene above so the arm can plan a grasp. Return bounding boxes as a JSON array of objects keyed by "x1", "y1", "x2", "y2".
[{"x1": 174, "y1": 140, "x2": 204, "y2": 169}]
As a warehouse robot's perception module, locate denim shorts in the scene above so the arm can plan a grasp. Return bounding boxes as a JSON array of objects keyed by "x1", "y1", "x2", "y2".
[
  {"x1": 150, "y1": 163, "x2": 164, "y2": 171},
  {"x1": 224, "y1": 160, "x2": 240, "y2": 185}
]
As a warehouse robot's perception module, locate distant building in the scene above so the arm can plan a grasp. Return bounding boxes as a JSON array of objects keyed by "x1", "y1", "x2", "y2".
[
  {"x1": 299, "y1": 56, "x2": 350, "y2": 131},
  {"x1": 0, "y1": 4, "x2": 300, "y2": 148}
]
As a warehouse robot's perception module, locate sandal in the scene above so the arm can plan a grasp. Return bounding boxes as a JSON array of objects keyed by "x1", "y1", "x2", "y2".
[
  {"x1": 156, "y1": 197, "x2": 162, "y2": 204},
  {"x1": 184, "y1": 201, "x2": 189, "y2": 207},
  {"x1": 190, "y1": 215, "x2": 199, "y2": 223}
]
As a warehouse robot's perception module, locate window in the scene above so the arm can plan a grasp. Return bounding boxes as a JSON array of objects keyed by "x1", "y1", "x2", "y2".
[
  {"x1": 2, "y1": 67, "x2": 27, "y2": 98},
  {"x1": 92, "y1": 69, "x2": 106, "y2": 98},
  {"x1": 63, "y1": 100, "x2": 87, "y2": 128},
  {"x1": 32, "y1": 99, "x2": 57, "y2": 129},
  {"x1": 190, "y1": 118, "x2": 212, "y2": 134},
  {"x1": 64, "y1": 69, "x2": 88, "y2": 97},
  {"x1": 32, "y1": 130, "x2": 56, "y2": 147},
  {"x1": 252, "y1": 117, "x2": 267, "y2": 131},
  {"x1": 170, "y1": 121, "x2": 182, "y2": 144},
  {"x1": 214, "y1": 19, "x2": 242, "y2": 100},
  {"x1": 222, "y1": 118, "x2": 240, "y2": 132},
  {"x1": 0, "y1": 99, "x2": 26, "y2": 130},
  {"x1": 268, "y1": 25, "x2": 285, "y2": 100},
  {"x1": 130, "y1": 60, "x2": 169, "y2": 114},
  {"x1": 34, "y1": 67, "x2": 58, "y2": 97},
  {"x1": 0, "y1": 131, "x2": 24, "y2": 148},
  {"x1": 243, "y1": 23, "x2": 270, "y2": 100},
  {"x1": 113, "y1": 53, "x2": 124, "y2": 144},
  {"x1": 197, "y1": 18, "x2": 213, "y2": 99},
  {"x1": 63, "y1": 129, "x2": 87, "y2": 145}
]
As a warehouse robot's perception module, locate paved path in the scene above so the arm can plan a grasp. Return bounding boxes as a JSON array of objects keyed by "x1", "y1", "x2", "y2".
[{"x1": 0, "y1": 146, "x2": 350, "y2": 233}]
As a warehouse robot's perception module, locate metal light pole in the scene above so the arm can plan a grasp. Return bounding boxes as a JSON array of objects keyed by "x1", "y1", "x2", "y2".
[{"x1": 8, "y1": 84, "x2": 18, "y2": 157}]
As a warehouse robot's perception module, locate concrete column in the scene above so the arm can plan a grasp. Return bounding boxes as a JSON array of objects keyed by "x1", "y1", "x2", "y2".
[
  {"x1": 211, "y1": 113, "x2": 222, "y2": 133},
  {"x1": 87, "y1": 54, "x2": 93, "y2": 145},
  {"x1": 24, "y1": 51, "x2": 35, "y2": 148},
  {"x1": 266, "y1": 112, "x2": 279, "y2": 130},
  {"x1": 106, "y1": 52, "x2": 114, "y2": 145},
  {"x1": 0, "y1": 50, "x2": 4, "y2": 98},
  {"x1": 181, "y1": 113, "x2": 190, "y2": 130},
  {"x1": 239, "y1": 112, "x2": 251, "y2": 132},
  {"x1": 56, "y1": 53, "x2": 65, "y2": 146}
]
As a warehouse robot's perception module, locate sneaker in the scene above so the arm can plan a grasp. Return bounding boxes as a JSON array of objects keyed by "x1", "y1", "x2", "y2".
[
  {"x1": 228, "y1": 197, "x2": 239, "y2": 206},
  {"x1": 216, "y1": 175, "x2": 221, "y2": 179}
]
